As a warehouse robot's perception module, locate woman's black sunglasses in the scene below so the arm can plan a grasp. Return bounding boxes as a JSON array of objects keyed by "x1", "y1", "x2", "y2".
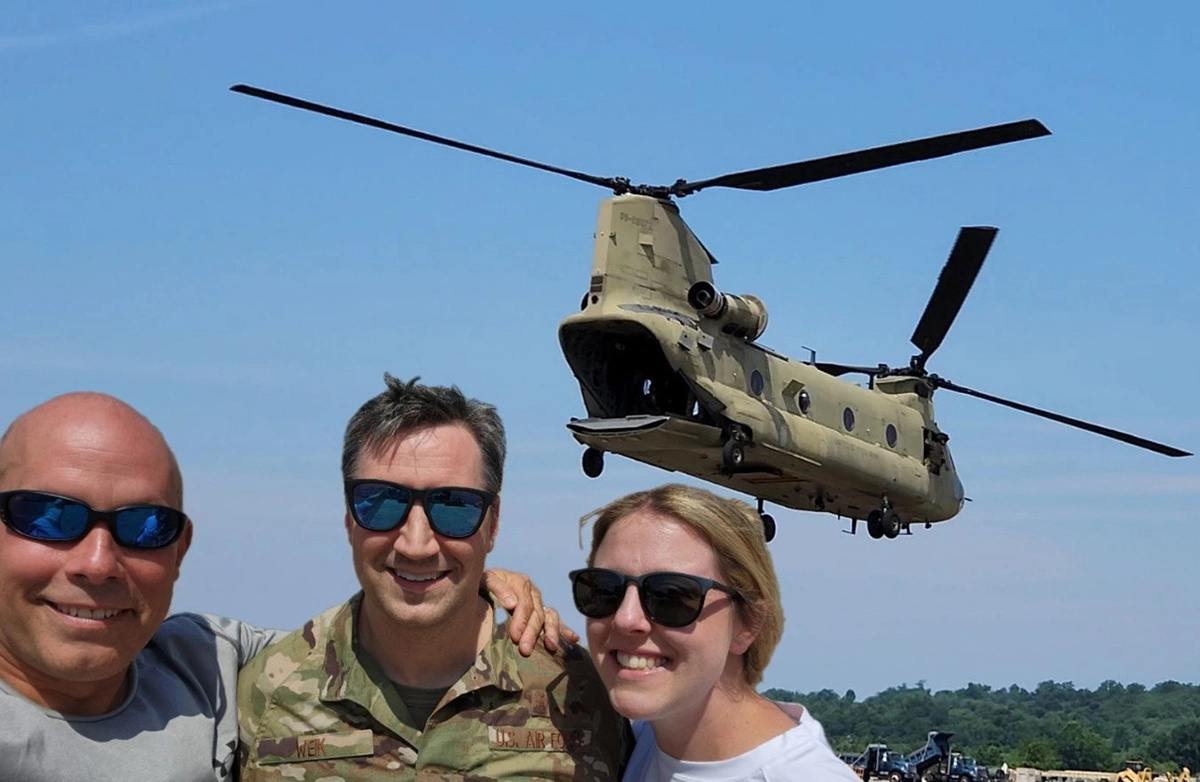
[
  {"x1": 568, "y1": 567, "x2": 742, "y2": 628},
  {"x1": 345, "y1": 479, "x2": 495, "y2": 539},
  {"x1": 0, "y1": 490, "x2": 188, "y2": 550}
]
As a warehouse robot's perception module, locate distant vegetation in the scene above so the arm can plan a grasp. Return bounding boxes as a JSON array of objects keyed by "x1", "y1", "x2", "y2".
[{"x1": 764, "y1": 680, "x2": 1200, "y2": 772}]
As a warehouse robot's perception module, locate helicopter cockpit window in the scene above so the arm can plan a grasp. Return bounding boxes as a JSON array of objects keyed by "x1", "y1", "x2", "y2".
[
  {"x1": 843, "y1": 407, "x2": 855, "y2": 432},
  {"x1": 886, "y1": 423, "x2": 898, "y2": 447},
  {"x1": 749, "y1": 370, "x2": 764, "y2": 396},
  {"x1": 797, "y1": 389, "x2": 811, "y2": 414}
]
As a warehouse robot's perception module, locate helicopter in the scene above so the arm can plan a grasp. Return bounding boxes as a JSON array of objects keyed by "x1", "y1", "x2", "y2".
[{"x1": 230, "y1": 84, "x2": 1192, "y2": 542}]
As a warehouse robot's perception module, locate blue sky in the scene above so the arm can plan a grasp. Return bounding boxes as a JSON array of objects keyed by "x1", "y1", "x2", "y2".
[{"x1": 2, "y1": 2, "x2": 1197, "y2": 697}]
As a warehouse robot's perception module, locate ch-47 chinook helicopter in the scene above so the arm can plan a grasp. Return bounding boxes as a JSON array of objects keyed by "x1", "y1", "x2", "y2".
[{"x1": 231, "y1": 84, "x2": 1192, "y2": 542}]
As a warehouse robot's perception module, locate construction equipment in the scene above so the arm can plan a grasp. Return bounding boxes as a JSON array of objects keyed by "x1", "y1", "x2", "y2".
[
  {"x1": 841, "y1": 744, "x2": 919, "y2": 782},
  {"x1": 1117, "y1": 761, "x2": 1153, "y2": 782},
  {"x1": 907, "y1": 731, "x2": 955, "y2": 781}
]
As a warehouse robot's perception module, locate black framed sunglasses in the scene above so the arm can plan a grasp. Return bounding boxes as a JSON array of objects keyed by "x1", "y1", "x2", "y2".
[
  {"x1": 0, "y1": 490, "x2": 188, "y2": 550},
  {"x1": 345, "y1": 479, "x2": 495, "y2": 539},
  {"x1": 568, "y1": 567, "x2": 742, "y2": 628}
]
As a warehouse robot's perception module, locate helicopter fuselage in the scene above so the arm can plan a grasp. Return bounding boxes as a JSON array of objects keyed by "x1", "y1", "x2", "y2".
[{"x1": 559, "y1": 195, "x2": 965, "y2": 526}]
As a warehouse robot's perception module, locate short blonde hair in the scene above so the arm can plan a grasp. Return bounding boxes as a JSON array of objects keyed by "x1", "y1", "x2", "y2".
[{"x1": 582, "y1": 483, "x2": 784, "y2": 688}]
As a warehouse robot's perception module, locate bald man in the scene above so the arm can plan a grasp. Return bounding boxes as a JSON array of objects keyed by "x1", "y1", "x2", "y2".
[{"x1": 0, "y1": 393, "x2": 554, "y2": 782}]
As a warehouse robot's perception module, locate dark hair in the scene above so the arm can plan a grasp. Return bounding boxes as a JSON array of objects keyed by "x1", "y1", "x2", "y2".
[{"x1": 341, "y1": 374, "x2": 506, "y2": 493}]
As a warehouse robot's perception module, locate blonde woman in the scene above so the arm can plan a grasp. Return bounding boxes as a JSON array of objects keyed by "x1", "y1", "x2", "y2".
[{"x1": 572, "y1": 484, "x2": 860, "y2": 781}]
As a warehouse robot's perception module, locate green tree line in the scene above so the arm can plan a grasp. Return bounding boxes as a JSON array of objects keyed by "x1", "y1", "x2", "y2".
[{"x1": 764, "y1": 680, "x2": 1200, "y2": 772}]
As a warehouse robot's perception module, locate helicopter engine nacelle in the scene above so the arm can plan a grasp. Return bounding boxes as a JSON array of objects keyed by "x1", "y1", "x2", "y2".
[{"x1": 686, "y1": 281, "x2": 769, "y2": 341}]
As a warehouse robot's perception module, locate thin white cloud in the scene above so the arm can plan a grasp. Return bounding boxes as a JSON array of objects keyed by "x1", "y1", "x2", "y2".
[{"x1": 0, "y1": 3, "x2": 233, "y2": 53}]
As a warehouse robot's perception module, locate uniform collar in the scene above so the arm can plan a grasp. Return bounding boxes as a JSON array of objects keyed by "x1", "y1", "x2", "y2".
[{"x1": 317, "y1": 592, "x2": 525, "y2": 737}]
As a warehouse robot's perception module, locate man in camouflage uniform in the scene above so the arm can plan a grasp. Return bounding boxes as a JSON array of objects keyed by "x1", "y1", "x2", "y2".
[{"x1": 238, "y1": 375, "x2": 629, "y2": 780}]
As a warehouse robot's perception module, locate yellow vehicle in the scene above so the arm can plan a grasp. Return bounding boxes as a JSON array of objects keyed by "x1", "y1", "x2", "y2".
[{"x1": 1116, "y1": 761, "x2": 1152, "y2": 782}]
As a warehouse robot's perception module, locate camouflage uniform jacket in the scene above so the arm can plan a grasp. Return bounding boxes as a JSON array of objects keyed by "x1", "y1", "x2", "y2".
[{"x1": 237, "y1": 593, "x2": 629, "y2": 781}]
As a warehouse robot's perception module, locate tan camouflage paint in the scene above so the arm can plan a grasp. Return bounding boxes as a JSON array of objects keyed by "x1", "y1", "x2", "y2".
[
  {"x1": 238, "y1": 594, "x2": 630, "y2": 780},
  {"x1": 558, "y1": 194, "x2": 969, "y2": 525}
]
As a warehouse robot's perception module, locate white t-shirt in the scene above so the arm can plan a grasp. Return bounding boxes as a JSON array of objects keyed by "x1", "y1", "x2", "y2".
[{"x1": 623, "y1": 705, "x2": 862, "y2": 782}]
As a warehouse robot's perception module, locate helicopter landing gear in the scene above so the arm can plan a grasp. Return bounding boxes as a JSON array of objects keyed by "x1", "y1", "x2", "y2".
[
  {"x1": 866, "y1": 511, "x2": 884, "y2": 539},
  {"x1": 581, "y1": 447, "x2": 604, "y2": 478},
  {"x1": 722, "y1": 439, "x2": 745, "y2": 472},
  {"x1": 881, "y1": 509, "x2": 901, "y2": 539},
  {"x1": 756, "y1": 498, "x2": 776, "y2": 543},
  {"x1": 722, "y1": 426, "x2": 750, "y2": 474},
  {"x1": 866, "y1": 505, "x2": 902, "y2": 540}
]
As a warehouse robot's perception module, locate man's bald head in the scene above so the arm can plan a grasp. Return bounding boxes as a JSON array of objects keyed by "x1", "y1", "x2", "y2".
[
  {"x1": 0, "y1": 392, "x2": 191, "y2": 715},
  {"x1": 0, "y1": 393, "x2": 183, "y2": 509}
]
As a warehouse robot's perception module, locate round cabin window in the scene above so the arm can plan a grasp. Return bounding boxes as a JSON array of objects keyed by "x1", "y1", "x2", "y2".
[
  {"x1": 797, "y1": 389, "x2": 811, "y2": 414},
  {"x1": 750, "y1": 370, "x2": 764, "y2": 396},
  {"x1": 886, "y1": 423, "x2": 898, "y2": 447},
  {"x1": 843, "y1": 407, "x2": 855, "y2": 431}
]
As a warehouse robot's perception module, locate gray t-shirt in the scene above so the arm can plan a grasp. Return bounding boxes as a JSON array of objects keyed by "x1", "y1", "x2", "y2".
[{"x1": 0, "y1": 612, "x2": 281, "y2": 782}]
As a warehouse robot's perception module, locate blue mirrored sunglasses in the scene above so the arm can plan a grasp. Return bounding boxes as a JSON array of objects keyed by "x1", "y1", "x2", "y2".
[
  {"x1": 345, "y1": 479, "x2": 495, "y2": 539},
  {"x1": 0, "y1": 490, "x2": 187, "y2": 550}
]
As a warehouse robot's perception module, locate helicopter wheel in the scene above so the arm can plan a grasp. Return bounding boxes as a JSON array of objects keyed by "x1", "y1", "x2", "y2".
[
  {"x1": 760, "y1": 513, "x2": 776, "y2": 542},
  {"x1": 882, "y1": 508, "x2": 901, "y2": 539},
  {"x1": 581, "y1": 448, "x2": 604, "y2": 479},
  {"x1": 722, "y1": 439, "x2": 745, "y2": 472},
  {"x1": 866, "y1": 510, "x2": 884, "y2": 539}
]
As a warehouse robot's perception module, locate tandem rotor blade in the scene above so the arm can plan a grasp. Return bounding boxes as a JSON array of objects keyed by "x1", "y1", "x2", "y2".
[
  {"x1": 909, "y1": 226, "x2": 998, "y2": 368},
  {"x1": 932, "y1": 377, "x2": 1193, "y2": 457},
  {"x1": 230, "y1": 84, "x2": 621, "y2": 192},
  {"x1": 674, "y1": 119, "x2": 1050, "y2": 196}
]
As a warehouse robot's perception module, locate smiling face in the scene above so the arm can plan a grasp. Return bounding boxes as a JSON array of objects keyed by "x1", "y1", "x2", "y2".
[
  {"x1": 585, "y1": 509, "x2": 753, "y2": 725},
  {"x1": 0, "y1": 394, "x2": 191, "y2": 714},
  {"x1": 346, "y1": 423, "x2": 498, "y2": 643}
]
